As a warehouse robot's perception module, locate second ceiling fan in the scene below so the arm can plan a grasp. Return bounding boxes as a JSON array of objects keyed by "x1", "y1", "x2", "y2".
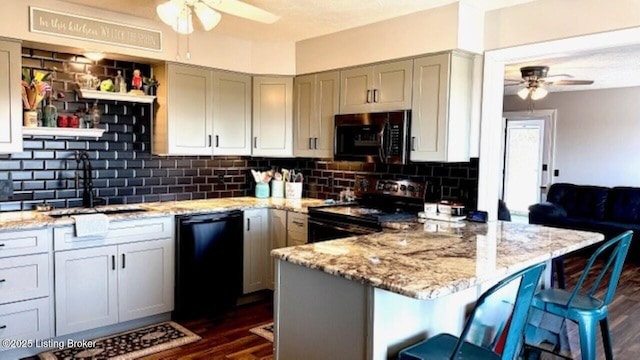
[{"x1": 505, "y1": 66, "x2": 594, "y2": 100}]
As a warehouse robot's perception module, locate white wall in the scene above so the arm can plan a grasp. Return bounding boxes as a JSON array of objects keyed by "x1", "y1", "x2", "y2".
[
  {"x1": 503, "y1": 87, "x2": 640, "y2": 187},
  {"x1": 484, "y1": 0, "x2": 640, "y2": 51},
  {"x1": 2, "y1": 0, "x2": 295, "y2": 74},
  {"x1": 295, "y1": 3, "x2": 461, "y2": 74}
]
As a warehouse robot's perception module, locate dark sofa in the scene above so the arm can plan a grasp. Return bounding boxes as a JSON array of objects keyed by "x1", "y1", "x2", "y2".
[{"x1": 529, "y1": 183, "x2": 640, "y2": 261}]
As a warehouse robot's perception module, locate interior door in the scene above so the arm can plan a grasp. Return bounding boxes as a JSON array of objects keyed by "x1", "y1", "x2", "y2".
[{"x1": 502, "y1": 119, "x2": 545, "y2": 215}]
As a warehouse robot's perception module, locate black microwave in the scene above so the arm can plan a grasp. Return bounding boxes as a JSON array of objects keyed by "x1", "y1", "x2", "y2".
[{"x1": 334, "y1": 110, "x2": 410, "y2": 164}]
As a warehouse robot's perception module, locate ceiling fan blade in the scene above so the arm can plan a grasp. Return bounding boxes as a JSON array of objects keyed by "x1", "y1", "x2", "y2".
[
  {"x1": 552, "y1": 79, "x2": 594, "y2": 85},
  {"x1": 542, "y1": 73, "x2": 574, "y2": 79},
  {"x1": 201, "y1": 0, "x2": 280, "y2": 24}
]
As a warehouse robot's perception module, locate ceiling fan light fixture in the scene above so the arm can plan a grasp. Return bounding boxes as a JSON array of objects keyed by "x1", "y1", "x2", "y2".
[
  {"x1": 194, "y1": 2, "x2": 222, "y2": 31},
  {"x1": 157, "y1": 0, "x2": 182, "y2": 28},
  {"x1": 517, "y1": 87, "x2": 530, "y2": 100},
  {"x1": 530, "y1": 86, "x2": 548, "y2": 100}
]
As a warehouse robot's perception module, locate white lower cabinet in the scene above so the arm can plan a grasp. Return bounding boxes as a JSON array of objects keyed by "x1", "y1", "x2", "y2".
[
  {"x1": 54, "y1": 246, "x2": 118, "y2": 336},
  {"x1": 0, "y1": 298, "x2": 51, "y2": 351},
  {"x1": 268, "y1": 209, "x2": 288, "y2": 289},
  {"x1": 243, "y1": 209, "x2": 270, "y2": 294},
  {"x1": 54, "y1": 217, "x2": 175, "y2": 336},
  {"x1": 0, "y1": 228, "x2": 53, "y2": 353},
  {"x1": 118, "y1": 239, "x2": 174, "y2": 322}
]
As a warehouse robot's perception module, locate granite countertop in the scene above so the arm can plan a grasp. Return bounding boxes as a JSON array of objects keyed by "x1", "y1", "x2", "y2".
[
  {"x1": 271, "y1": 220, "x2": 604, "y2": 300},
  {"x1": 0, "y1": 197, "x2": 327, "y2": 231}
]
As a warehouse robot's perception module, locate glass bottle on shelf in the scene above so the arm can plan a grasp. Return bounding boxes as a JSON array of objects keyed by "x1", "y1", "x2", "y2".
[
  {"x1": 90, "y1": 104, "x2": 101, "y2": 128},
  {"x1": 115, "y1": 70, "x2": 127, "y2": 93},
  {"x1": 43, "y1": 97, "x2": 58, "y2": 127}
]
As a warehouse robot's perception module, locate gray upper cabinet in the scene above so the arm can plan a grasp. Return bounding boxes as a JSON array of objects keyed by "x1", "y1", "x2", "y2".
[
  {"x1": 0, "y1": 40, "x2": 22, "y2": 153},
  {"x1": 252, "y1": 76, "x2": 293, "y2": 157},
  {"x1": 293, "y1": 71, "x2": 339, "y2": 158},
  {"x1": 410, "y1": 52, "x2": 473, "y2": 162},
  {"x1": 339, "y1": 59, "x2": 412, "y2": 114},
  {"x1": 153, "y1": 64, "x2": 251, "y2": 156},
  {"x1": 212, "y1": 71, "x2": 252, "y2": 156}
]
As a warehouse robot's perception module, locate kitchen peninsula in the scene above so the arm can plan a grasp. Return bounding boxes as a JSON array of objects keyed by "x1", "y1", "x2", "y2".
[{"x1": 271, "y1": 220, "x2": 604, "y2": 360}]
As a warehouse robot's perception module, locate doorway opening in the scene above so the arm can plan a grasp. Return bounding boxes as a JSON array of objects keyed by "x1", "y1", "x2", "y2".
[{"x1": 502, "y1": 119, "x2": 544, "y2": 216}]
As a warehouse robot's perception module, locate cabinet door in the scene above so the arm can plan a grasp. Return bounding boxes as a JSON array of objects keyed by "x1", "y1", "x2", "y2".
[
  {"x1": 373, "y1": 60, "x2": 413, "y2": 112},
  {"x1": 268, "y1": 209, "x2": 287, "y2": 290},
  {"x1": 315, "y1": 71, "x2": 340, "y2": 158},
  {"x1": 293, "y1": 74, "x2": 316, "y2": 157},
  {"x1": 55, "y1": 246, "x2": 118, "y2": 336},
  {"x1": 167, "y1": 64, "x2": 213, "y2": 155},
  {"x1": 243, "y1": 209, "x2": 269, "y2": 294},
  {"x1": 0, "y1": 40, "x2": 22, "y2": 153},
  {"x1": 252, "y1": 77, "x2": 293, "y2": 157},
  {"x1": 411, "y1": 54, "x2": 450, "y2": 162},
  {"x1": 118, "y1": 239, "x2": 174, "y2": 322},
  {"x1": 0, "y1": 298, "x2": 51, "y2": 351},
  {"x1": 339, "y1": 66, "x2": 373, "y2": 114},
  {"x1": 213, "y1": 71, "x2": 252, "y2": 155}
]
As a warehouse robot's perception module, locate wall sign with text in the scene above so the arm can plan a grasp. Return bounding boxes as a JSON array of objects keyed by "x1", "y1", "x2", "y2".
[{"x1": 29, "y1": 7, "x2": 162, "y2": 52}]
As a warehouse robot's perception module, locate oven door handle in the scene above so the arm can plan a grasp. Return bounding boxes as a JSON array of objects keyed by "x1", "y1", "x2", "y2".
[{"x1": 309, "y1": 219, "x2": 376, "y2": 236}]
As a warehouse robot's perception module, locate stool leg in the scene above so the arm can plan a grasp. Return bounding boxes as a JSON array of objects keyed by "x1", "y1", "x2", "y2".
[
  {"x1": 553, "y1": 257, "x2": 566, "y2": 289},
  {"x1": 577, "y1": 317, "x2": 598, "y2": 360},
  {"x1": 600, "y1": 317, "x2": 614, "y2": 360}
]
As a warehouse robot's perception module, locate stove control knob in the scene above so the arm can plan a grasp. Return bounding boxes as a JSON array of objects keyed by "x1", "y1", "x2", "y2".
[
  {"x1": 384, "y1": 183, "x2": 393, "y2": 191},
  {"x1": 400, "y1": 184, "x2": 407, "y2": 192},
  {"x1": 408, "y1": 185, "x2": 415, "y2": 193}
]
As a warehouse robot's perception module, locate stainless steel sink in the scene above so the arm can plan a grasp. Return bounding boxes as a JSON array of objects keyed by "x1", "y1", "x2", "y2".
[{"x1": 46, "y1": 207, "x2": 149, "y2": 218}]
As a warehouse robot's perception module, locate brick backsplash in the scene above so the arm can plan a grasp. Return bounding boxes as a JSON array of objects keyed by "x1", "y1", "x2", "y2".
[{"x1": 0, "y1": 48, "x2": 478, "y2": 211}]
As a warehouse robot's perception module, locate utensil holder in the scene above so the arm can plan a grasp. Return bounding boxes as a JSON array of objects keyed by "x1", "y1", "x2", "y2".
[
  {"x1": 285, "y1": 182, "x2": 302, "y2": 199},
  {"x1": 271, "y1": 180, "x2": 284, "y2": 198},
  {"x1": 255, "y1": 183, "x2": 269, "y2": 198}
]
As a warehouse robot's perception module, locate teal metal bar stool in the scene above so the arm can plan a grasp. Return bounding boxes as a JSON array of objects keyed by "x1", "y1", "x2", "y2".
[
  {"x1": 527, "y1": 230, "x2": 633, "y2": 360},
  {"x1": 398, "y1": 262, "x2": 546, "y2": 360}
]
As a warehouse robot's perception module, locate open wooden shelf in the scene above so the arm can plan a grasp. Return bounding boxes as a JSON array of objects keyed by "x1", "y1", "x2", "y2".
[
  {"x1": 22, "y1": 127, "x2": 106, "y2": 138},
  {"x1": 76, "y1": 89, "x2": 156, "y2": 104}
]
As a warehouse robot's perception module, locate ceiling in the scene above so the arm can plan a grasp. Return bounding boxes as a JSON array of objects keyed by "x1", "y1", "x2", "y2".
[
  {"x1": 60, "y1": 0, "x2": 534, "y2": 42},
  {"x1": 504, "y1": 45, "x2": 640, "y2": 96}
]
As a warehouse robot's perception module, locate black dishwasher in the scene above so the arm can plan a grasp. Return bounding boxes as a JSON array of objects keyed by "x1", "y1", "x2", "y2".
[{"x1": 175, "y1": 210, "x2": 243, "y2": 319}]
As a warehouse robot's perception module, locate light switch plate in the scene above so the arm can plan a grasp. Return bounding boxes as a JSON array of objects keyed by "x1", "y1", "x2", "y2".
[{"x1": 0, "y1": 180, "x2": 13, "y2": 201}]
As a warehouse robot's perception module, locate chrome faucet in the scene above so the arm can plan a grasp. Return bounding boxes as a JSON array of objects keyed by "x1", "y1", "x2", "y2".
[{"x1": 75, "y1": 150, "x2": 94, "y2": 208}]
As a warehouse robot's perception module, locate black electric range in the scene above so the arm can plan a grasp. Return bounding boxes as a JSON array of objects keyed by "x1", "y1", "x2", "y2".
[{"x1": 308, "y1": 176, "x2": 426, "y2": 243}]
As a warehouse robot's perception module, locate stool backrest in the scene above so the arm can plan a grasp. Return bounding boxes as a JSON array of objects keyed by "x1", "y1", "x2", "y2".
[
  {"x1": 567, "y1": 230, "x2": 633, "y2": 308},
  {"x1": 455, "y1": 262, "x2": 546, "y2": 360}
]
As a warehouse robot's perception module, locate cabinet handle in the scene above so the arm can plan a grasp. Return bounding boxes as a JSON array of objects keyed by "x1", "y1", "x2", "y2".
[
  {"x1": 0, "y1": 325, "x2": 6, "y2": 330},
  {"x1": 292, "y1": 221, "x2": 304, "y2": 226},
  {"x1": 309, "y1": 137, "x2": 313, "y2": 149},
  {"x1": 0, "y1": 243, "x2": 5, "y2": 247},
  {"x1": 247, "y1": 218, "x2": 251, "y2": 231},
  {"x1": 314, "y1": 137, "x2": 319, "y2": 149},
  {"x1": 122, "y1": 254, "x2": 126, "y2": 269},
  {"x1": 254, "y1": 137, "x2": 258, "y2": 148},
  {"x1": 411, "y1": 136, "x2": 416, "y2": 151},
  {"x1": 208, "y1": 135, "x2": 212, "y2": 147},
  {"x1": 215, "y1": 135, "x2": 220, "y2": 148},
  {"x1": 366, "y1": 89, "x2": 372, "y2": 103},
  {"x1": 373, "y1": 89, "x2": 379, "y2": 103},
  {"x1": 0, "y1": 279, "x2": 5, "y2": 283},
  {"x1": 112, "y1": 255, "x2": 115, "y2": 270}
]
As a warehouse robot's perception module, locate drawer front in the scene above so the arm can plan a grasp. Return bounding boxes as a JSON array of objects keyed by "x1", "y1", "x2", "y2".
[
  {"x1": 287, "y1": 212, "x2": 308, "y2": 234},
  {"x1": 0, "y1": 228, "x2": 51, "y2": 258},
  {"x1": 54, "y1": 216, "x2": 174, "y2": 251},
  {"x1": 0, "y1": 253, "x2": 50, "y2": 304},
  {"x1": 0, "y1": 297, "x2": 51, "y2": 351},
  {"x1": 287, "y1": 228, "x2": 307, "y2": 246}
]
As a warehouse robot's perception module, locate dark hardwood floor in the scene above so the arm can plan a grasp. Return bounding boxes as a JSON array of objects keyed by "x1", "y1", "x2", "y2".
[{"x1": 23, "y1": 253, "x2": 640, "y2": 359}]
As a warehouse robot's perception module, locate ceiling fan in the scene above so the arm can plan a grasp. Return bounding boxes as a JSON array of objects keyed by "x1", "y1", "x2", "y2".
[
  {"x1": 505, "y1": 66, "x2": 594, "y2": 100},
  {"x1": 157, "y1": 0, "x2": 280, "y2": 35}
]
